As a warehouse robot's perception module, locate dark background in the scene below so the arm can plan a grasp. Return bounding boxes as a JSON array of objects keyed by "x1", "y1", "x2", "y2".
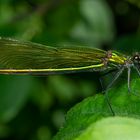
[{"x1": 0, "y1": 0, "x2": 139, "y2": 140}]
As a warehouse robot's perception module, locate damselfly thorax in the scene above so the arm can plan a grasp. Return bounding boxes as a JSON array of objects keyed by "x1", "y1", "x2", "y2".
[{"x1": 102, "y1": 51, "x2": 140, "y2": 92}]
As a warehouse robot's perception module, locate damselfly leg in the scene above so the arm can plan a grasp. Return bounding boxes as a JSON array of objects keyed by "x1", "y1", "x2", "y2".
[
  {"x1": 127, "y1": 65, "x2": 140, "y2": 97},
  {"x1": 127, "y1": 67, "x2": 131, "y2": 93},
  {"x1": 101, "y1": 67, "x2": 125, "y2": 115}
]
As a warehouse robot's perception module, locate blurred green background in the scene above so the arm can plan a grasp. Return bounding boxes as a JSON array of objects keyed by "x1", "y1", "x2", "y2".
[{"x1": 0, "y1": 0, "x2": 139, "y2": 140}]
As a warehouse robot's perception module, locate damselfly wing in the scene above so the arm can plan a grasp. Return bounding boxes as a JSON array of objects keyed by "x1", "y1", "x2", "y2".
[
  {"x1": 0, "y1": 37, "x2": 140, "y2": 90},
  {"x1": 0, "y1": 37, "x2": 126, "y2": 74}
]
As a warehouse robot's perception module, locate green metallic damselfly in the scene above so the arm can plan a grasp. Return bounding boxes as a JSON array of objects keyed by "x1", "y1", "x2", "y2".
[{"x1": 0, "y1": 37, "x2": 140, "y2": 114}]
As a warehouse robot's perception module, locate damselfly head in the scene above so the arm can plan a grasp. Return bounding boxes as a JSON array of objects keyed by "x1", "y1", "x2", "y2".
[{"x1": 131, "y1": 52, "x2": 140, "y2": 65}]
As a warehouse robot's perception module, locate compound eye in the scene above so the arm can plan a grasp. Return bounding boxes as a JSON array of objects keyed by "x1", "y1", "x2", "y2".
[
  {"x1": 133, "y1": 55, "x2": 140, "y2": 64},
  {"x1": 134, "y1": 56, "x2": 139, "y2": 60}
]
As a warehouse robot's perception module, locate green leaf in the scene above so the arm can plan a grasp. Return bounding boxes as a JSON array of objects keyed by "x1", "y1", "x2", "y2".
[
  {"x1": 75, "y1": 117, "x2": 140, "y2": 140},
  {"x1": 53, "y1": 78, "x2": 140, "y2": 140}
]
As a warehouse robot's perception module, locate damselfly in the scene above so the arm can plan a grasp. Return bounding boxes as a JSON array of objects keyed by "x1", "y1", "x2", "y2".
[
  {"x1": 0, "y1": 37, "x2": 139, "y2": 91},
  {"x1": 0, "y1": 38, "x2": 140, "y2": 115}
]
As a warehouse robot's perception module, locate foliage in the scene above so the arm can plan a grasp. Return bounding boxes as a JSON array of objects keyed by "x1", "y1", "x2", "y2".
[{"x1": 53, "y1": 78, "x2": 140, "y2": 140}]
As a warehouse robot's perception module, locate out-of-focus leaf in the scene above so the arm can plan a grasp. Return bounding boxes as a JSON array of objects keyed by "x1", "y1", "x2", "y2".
[
  {"x1": 37, "y1": 126, "x2": 52, "y2": 140},
  {"x1": 75, "y1": 117, "x2": 140, "y2": 140},
  {"x1": 113, "y1": 34, "x2": 140, "y2": 54},
  {"x1": 0, "y1": 75, "x2": 33, "y2": 122},
  {"x1": 71, "y1": 0, "x2": 115, "y2": 46},
  {"x1": 126, "y1": 0, "x2": 140, "y2": 8}
]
